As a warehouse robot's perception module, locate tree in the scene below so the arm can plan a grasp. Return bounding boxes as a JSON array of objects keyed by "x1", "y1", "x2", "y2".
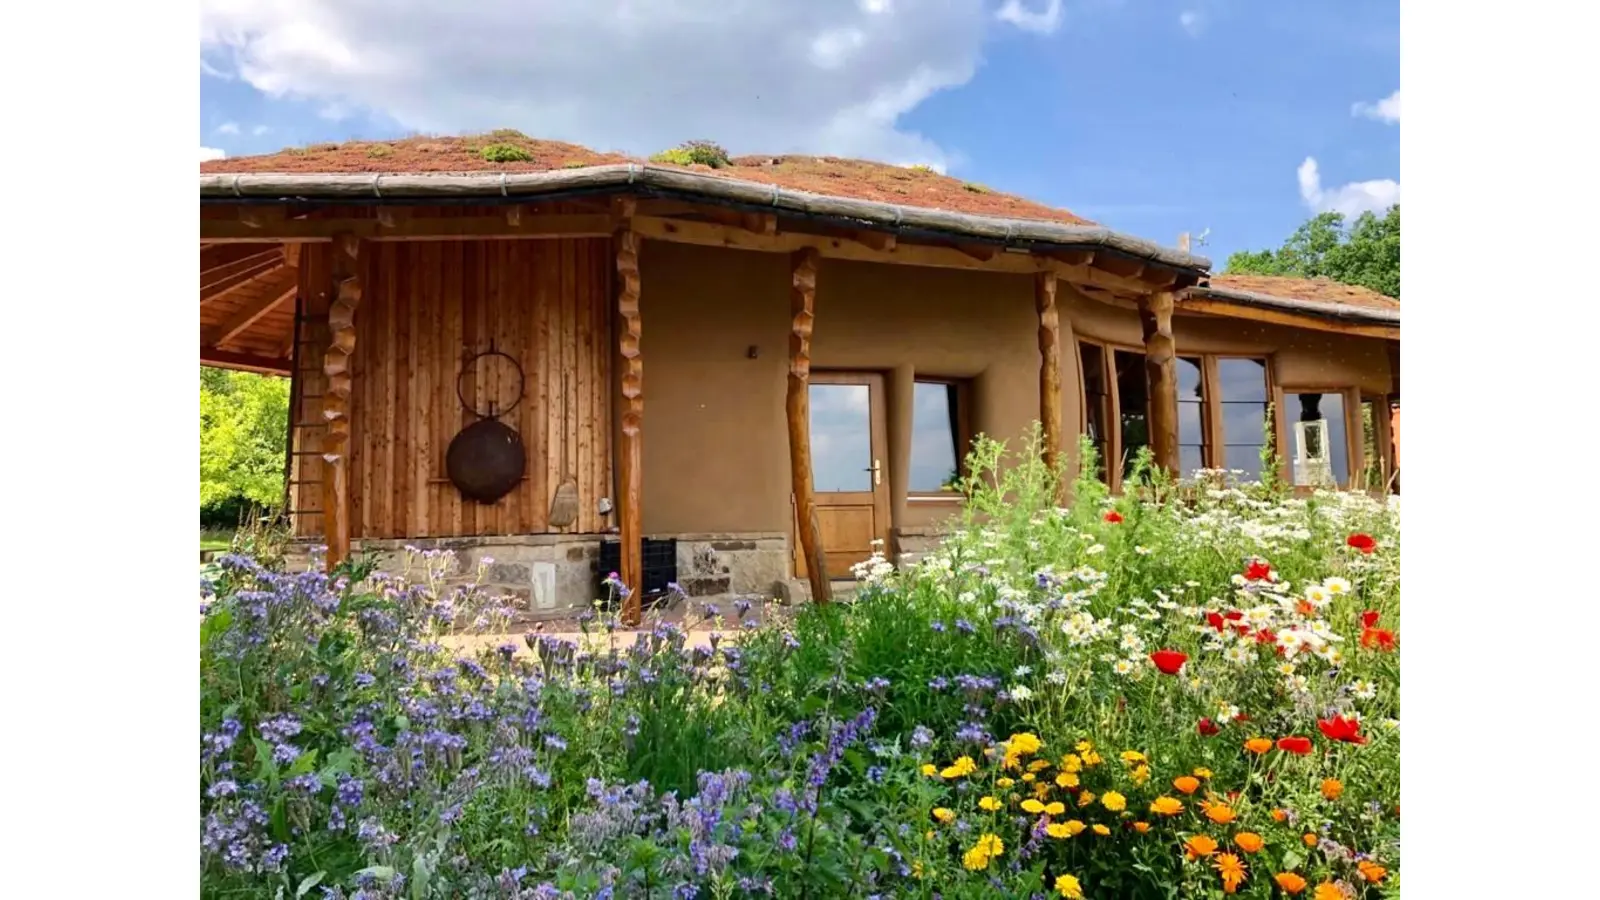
[
  {"x1": 1224, "y1": 205, "x2": 1400, "y2": 299},
  {"x1": 200, "y1": 367, "x2": 291, "y2": 520}
]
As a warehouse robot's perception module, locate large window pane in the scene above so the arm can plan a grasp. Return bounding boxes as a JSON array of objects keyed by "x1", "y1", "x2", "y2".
[
  {"x1": 1288, "y1": 392, "x2": 1347, "y2": 487},
  {"x1": 1177, "y1": 357, "x2": 1204, "y2": 400},
  {"x1": 1221, "y1": 402, "x2": 1271, "y2": 447},
  {"x1": 1113, "y1": 350, "x2": 1148, "y2": 477},
  {"x1": 1218, "y1": 358, "x2": 1268, "y2": 402},
  {"x1": 1177, "y1": 357, "x2": 1205, "y2": 477},
  {"x1": 1224, "y1": 445, "x2": 1265, "y2": 481},
  {"x1": 810, "y1": 384, "x2": 872, "y2": 492},
  {"x1": 1079, "y1": 343, "x2": 1110, "y2": 481},
  {"x1": 909, "y1": 381, "x2": 961, "y2": 492},
  {"x1": 1216, "y1": 359, "x2": 1269, "y2": 481}
]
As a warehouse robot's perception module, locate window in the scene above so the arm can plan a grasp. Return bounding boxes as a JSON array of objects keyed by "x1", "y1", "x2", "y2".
[
  {"x1": 1079, "y1": 343, "x2": 1111, "y2": 482},
  {"x1": 1286, "y1": 392, "x2": 1348, "y2": 488},
  {"x1": 1359, "y1": 395, "x2": 1393, "y2": 490},
  {"x1": 1177, "y1": 357, "x2": 1206, "y2": 478},
  {"x1": 1216, "y1": 358, "x2": 1270, "y2": 481},
  {"x1": 909, "y1": 379, "x2": 970, "y2": 494},
  {"x1": 1113, "y1": 349, "x2": 1149, "y2": 479}
]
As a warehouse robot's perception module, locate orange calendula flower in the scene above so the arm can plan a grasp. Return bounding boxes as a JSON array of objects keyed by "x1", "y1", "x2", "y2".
[
  {"x1": 1320, "y1": 779, "x2": 1343, "y2": 801},
  {"x1": 1303, "y1": 833, "x2": 1318, "y2": 847},
  {"x1": 978, "y1": 796, "x2": 1003, "y2": 812},
  {"x1": 1150, "y1": 796, "x2": 1185, "y2": 816},
  {"x1": 1234, "y1": 832, "x2": 1265, "y2": 854},
  {"x1": 1203, "y1": 803, "x2": 1237, "y2": 825},
  {"x1": 1091, "y1": 824, "x2": 1110, "y2": 836},
  {"x1": 1061, "y1": 819, "x2": 1087, "y2": 836},
  {"x1": 1357, "y1": 860, "x2": 1388, "y2": 884},
  {"x1": 1131, "y1": 764, "x2": 1151, "y2": 785},
  {"x1": 1060, "y1": 754, "x2": 1084, "y2": 773},
  {"x1": 1173, "y1": 775, "x2": 1201, "y2": 794},
  {"x1": 921, "y1": 764, "x2": 938, "y2": 777},
  {"x1": 932, "y1": 807, "x2": 956, "y2": 824},
  {"x1": 1054, "y1": 873, "x2": 1085, "y2": 899},
  {"x1": 1215, "y1": 852, "x2": 1247, "y2": 894},
  {"x1": 1273, "y1": 872, "x2": 1308, "y2": 894},
  {"x1": 961, "y1": 833, "x2": 1005, "y2": 871},
  {"x1": 1029, "y1": 759, "x2": 1053, "y2": 772},
  {"x1": 1133, "y1": 821, "x2": 1151, "y2": 833},
  {"x1": 1244, "y1": 737, "x2": 1273, "y2": 755},
  {"x1": 1055, "y1": 772, "x2": 1080, "y2": 788},
  {"x1": 1185, "y1": 834, "x2": 1219, "y2": 859},
  {"x1": 1270, "y1": 809, "x2": 1288, "y2": 823},
  {"x1": 1313, "y1": 884, "x2": 1342, "y2": 900}
]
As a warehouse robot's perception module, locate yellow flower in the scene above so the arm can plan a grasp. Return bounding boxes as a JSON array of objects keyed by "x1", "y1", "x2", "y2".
[
  {"x1": 1055, "y1": 771, "x2": 1080, "y2": 789},
  {"x1": 1078, "y1": 791, "x2": 1097, "y2": 807},
  {"x1": 1132, "y1": 821, "x2": 1151, "y2": 833},
  {"x1": 1075, "y1": 740, "x2": 1094, "y2": 753},
  {"x1": 1082, "y1": 750, "x2": 1103, "y2": 766},
  {"x1": 1130, "y1": 764, "x2": 1151, "y2": 786},
  {"x1": 925, "y1": 830, "x2": 934, "y2": 840},
  {"x1": 1273, "y1": 872, "x2": 1308, "y2": 894},
  {"x1": 1033, "y1": 782, "x2": 1053, "y2": 801},
  {"x1": 1044, "y1": 801, "x2": 1066, "y2": 816},
  {"x1": 1045, "y1": 822, "x2": 1076, "y2": 839},
  {"x1": 1150, "y1": 796, "x2": 1185, "y2": 816},
  {"x1": 1120, "y1": 750, "x2": 1148, "y2": 765},
  {"x1": 1060, "y1": 754, "x2": 1084, "y2": 773},
  {"x1": 1009, "y1": 732, "x2": 1044, "y2": 755},
  {"x1": 1234, "y1": 832, "x2": 1265, "y2": 854},
  {"x1": 1320, "y1": 778, "x2": 1343, "y2": 801},
  {"x1": 1215, "y1": 852, "x2": 1247, "y2": 894},
  {"x1": 1357, "y1": 860, "x2": 1388, "y2": 885},
  {"x1": 1184, "y1": 834, "x2": 1219, "y2": 859},
  {"x1": 1203, "y1": 802, "x2": 1237, "y2": 825},
  {"x1": 978, "y1": 796, "x2": 1003, "y2": 812},
  {"x1": 921, "y1": 764, "x2": 938, "y2": 777},
  {"x1": 932, "y1": 807, "x2": 956, "y2": 824},
  {"x1": 1054, "y1": 873, "x2": 1084, "y2": 899},
  {"x1": 1021, "y1": 799, "x2": 1047, "y2": 814},
  {"x1": 1101, "y1": 791, "x2": 1127, "y2": 812},
  {"x1": 996, "y1": 777, "x2": 1016, "y2": 789},
  {"x1": 1313, "y1": 884, "x2": 1342, "y2": 900},
  {"x1": 1022, "y1": 773, "x2": 1037, "y2": 783},
  {"x1": 1173, "y1": 775, "x2": 1200, "y2": 795},
  {"x1": 1029, "y1": 759, "x2": 1053, "y2": 772},
  {"x1": 940, "y1": 756, "x2": 978, "y2": 779},
  {"x1": 1091, "y1": 824, "x2": 1110, "y2": 836},
  {"x1": 1061, "y1": 819, "x2": 1087, "y2": 836},
  {"x1": 912, "y1": 862, "x2": 924, "y2": 880},
  {"x1": 961, "y1": 834, "x2": 1005, "y2": 871},
  {"x1": 1244, "y1": 738, "x2": 1273, "y2": 755},
  {"x1": 1192, "y1": 767, "x2": 1213, "y2": 779}
]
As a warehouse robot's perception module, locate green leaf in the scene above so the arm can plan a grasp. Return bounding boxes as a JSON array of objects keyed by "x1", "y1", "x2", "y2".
[
  {"x1": 411, "y1": 854, "x2": 433, "y2": 900},
  {"x1": 288, "y1": 748, "x2": 320, "y2": 776},
  {"x1": 295, "y1": 872, "x2": 326, "y2": 898},
  {"x1": 199, "y1": 607, "x2": 234, "y2": 647},
  {"x1": 251, "y1": 736, "x2": 279, "y2": 785},
  {"x1": 1281, "y1": 848, "x2": 1304, "y2": 871},
  {"x1": 353, "y1": 866, "x2": 397, "y2": 883}
]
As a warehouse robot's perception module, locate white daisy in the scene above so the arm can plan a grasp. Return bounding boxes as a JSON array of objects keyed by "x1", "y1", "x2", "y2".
[
  {"x1": 1113, "y1": 659, "x2": 1135, "y2": 676},
  {"x1": 1324, "y1": 576, "x2": 1352, "y2": 595}
]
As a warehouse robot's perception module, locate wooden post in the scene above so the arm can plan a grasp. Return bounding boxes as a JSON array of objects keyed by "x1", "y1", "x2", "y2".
[
  {"x1": 1035, "y1": 271, "x2": 1065, "y2": 503},
  {"x1": 788, "y1": 247, "x2": 831, "y2": 605},
  {"x1": 322, "y1": 234, "x2": 361, "y2": 571},
  {"x1": 1138, "y1": 290, "x2": 1180, "y2": 477},
  {"x1": 615, "y1": 224, "x2": 644, "y2": 626}
]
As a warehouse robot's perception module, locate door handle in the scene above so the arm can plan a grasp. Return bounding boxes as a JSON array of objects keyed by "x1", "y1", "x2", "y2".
[{"x1": 864, "y1": 459, "x2": 881, "y2": 486}]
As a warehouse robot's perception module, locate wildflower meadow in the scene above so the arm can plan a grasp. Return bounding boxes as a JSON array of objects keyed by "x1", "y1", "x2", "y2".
[{"x1": 200, "y1": 433, "x2": 1400, "y2": 899}]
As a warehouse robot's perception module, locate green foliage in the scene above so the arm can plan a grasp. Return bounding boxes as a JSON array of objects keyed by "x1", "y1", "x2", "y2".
[
  {"x1": 1225, "y1": 206, "x2": 1400, "y2": 299},
  {"x1": 961, "y1": 182, "x2": 989, "y2": 193},
  {"x1": 649, "y1": 139, "x2": 731, "y2": 168},
  {"x1": 479, "y1": 143, "x2": 534, "y2": 163},
  {"x1": 200, "y1": 367, "x2": 289, "y2": 516},
  {"x1": 366, "y1": 145, "x2": 393, "y2": 159}
]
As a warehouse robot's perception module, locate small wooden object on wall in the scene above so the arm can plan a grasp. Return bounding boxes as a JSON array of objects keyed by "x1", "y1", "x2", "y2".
[
  {"x1": 548, "y1": 371, "x2": 579, "y2": 528},
  {"x1": 445, "y1": 342, "x2": 527, "y2": 504}
]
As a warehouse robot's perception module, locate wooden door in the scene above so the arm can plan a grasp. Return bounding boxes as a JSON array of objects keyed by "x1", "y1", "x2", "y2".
[{"x1": 796, "y1": 372, "x2": 891, "y2": 580}]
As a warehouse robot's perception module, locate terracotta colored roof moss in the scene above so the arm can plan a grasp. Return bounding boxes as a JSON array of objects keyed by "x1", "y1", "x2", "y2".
[
  {"x1": 1205, "y1": 274, "x2": 1398, "y2": 312},
  {"x1": 199, "y1": 132, "x2": 1096, "y2": 226}
]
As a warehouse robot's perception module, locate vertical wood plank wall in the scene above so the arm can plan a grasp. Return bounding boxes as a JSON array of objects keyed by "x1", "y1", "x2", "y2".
[{"x1": 292, "y1": 236, "x2": 613, "y2": 539}]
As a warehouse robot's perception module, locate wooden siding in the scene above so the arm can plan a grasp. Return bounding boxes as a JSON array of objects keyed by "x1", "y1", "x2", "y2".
[{"x1": 291, "y1": 236, "x2": 613, "y2": 539}]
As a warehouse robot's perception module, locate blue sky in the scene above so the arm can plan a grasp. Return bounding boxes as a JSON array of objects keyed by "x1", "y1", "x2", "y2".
[{"x1": 199, "y1": 1, "x2": 1398, "y2": 266}]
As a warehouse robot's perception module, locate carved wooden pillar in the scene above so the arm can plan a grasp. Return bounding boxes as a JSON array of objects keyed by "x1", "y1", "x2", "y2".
[
  {"x1": 322, "y1": 234, "x2": 361, "y2": 571},
  {"x1": 615, "y1": 224, "x2": 644, "y2": 626},
  {"x1": 1035, "y1": 271, "x2": 1065, "y2": 503},
  {"x1": 1139, "y1": 290, "x2": 1179, "y2": 476},
  {"x1": 788, "y1": 247, "x2": 831, "y2": 605}
]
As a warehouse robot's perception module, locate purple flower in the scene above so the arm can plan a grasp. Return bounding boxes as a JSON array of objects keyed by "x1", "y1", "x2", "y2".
[
  {"x1": 955, "y1": 619, "x2": 976, "y2": 635},
  {"x1": 910, "y1": 725, "x2": 934, "y2": 749}
]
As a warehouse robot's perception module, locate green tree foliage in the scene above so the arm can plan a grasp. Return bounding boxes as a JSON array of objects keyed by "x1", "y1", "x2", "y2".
[
  {"x1": 1224, "y1": 205, "x2": 1400, "y2": 299},
  {"x1": 200, "y1": 367, "x2": 290, "y2": 515}
]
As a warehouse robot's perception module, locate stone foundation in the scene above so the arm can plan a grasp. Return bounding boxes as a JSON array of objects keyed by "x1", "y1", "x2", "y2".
[
  {"x1": 893, "y1": 527, "x2": 953, "y2": 567},
  {"x1": 670, "y1": 532, "x2": 790, "y2": 599}
]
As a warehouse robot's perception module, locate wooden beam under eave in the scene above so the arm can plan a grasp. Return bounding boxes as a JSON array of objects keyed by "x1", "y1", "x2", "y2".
[
  {"x1": 206, "y1": 282, "x2": 297, "y2": 348},
  {"x1": 615, "y1": 222, "x2": 645, "y2": 627},
  {"x1": 1035, "y1": 271, "x2": 1066, "y2": 504},
  {"x1": 200, "y1": 347, "x2": 291, "y2": 376},
  {"x1": 200, "y1": 213, "x2": 618, "y2": 243},
  {"x1": 202, "y1": 262, "x2": 286, "y2": 307},
  {"x1": 1139, "y1": 290, "x2": 1180, "y2": 477},
  {"x1": 787, "y1": 246, "x2": 832, "y2": 605},
  {"x1": 321, "y1": 234, "x2": 362, "y2": 572},
  {"x1": 1177, "y1": 298, "x2": 1400, "y2": 341}
]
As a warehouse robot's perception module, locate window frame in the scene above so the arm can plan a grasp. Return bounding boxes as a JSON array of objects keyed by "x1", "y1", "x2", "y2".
[
  {"x1": 1205, "y1": 355, "x2": 1274, "y2": 478},
  {"x1": 906, "y1": 376, "x2": 974, "y2": 502},
  {"x1": 1076, "y1": 337, "x2": 1152, "y2": 494},
  {"x1": 1272, "y1": 383, "x2": 1363, "y2": 491}
]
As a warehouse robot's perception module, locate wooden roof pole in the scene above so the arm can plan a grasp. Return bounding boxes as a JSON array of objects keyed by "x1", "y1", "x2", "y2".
[
  {"x1": 788, "y1": 247, "x2": 831, "y2": 605},
  {"x1": 1139, "y1": 290, "x2": 1180, "y2": 477},
  {"x1": 614, "y1": 204, "x2": 645, "y2": 627},
  {"x1": 322, "y1": 234, "x2": 362, "y2": 572},
  {"x1": 1035, "y1": 271, "x2": 1065, "y2": 505}
]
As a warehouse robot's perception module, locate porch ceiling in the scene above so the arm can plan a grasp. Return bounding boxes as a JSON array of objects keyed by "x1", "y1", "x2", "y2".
[{"x1": 200, "y1": 241, "x2": 295, "y2": 374}]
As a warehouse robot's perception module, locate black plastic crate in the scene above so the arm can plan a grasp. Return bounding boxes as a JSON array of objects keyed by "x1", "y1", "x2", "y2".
[{"x1": 597, "y1": 538, "x2": 678, "y2": 608}]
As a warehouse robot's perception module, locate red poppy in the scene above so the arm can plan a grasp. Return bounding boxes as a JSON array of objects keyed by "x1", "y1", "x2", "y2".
[
  {"x1": 1347, "y1": 533, "x2": 1378, "y2": 554},
  {"x1": 1234, "y1": 712, "x2": 1250, "y2": 723},
  {"x1": 1244, "y1": 560, "x2": 1273, "y2": 582},
  {"x1": 1276, "y1": 736, "x2": 1314, "y2": 755},
  {"x1": 1206, "y1": 611, "x2": 1227, "y2": 632},
  {"x1": 1197, "y1": 718, "x2": 1220, "y2": 737},
  {"x1": 1149, "y1": 649, "x2": 1188, "y2": 675},
  {"x1": 1254, "y1": 629, "x2": 1277, "y2": 645},
  {"x1": 1224, "y1": 610, "x2": 1244, "y2": 622},
  {"x1": 1317, "y1": 715, "x2": 1368, "y2": 745},
  {"x1": 1361, "y1": 610, "x2": 1381, "y2": 628},
  {"x1": 1104, "y1": 511, "x2": 1124, "y2": 524},
  {"x1": 1233, "y1": 624, "x2": 1252, "y2": 637},
  {"x1": 1361, "y1": 628, "x2": 1397, "y2": 652}
]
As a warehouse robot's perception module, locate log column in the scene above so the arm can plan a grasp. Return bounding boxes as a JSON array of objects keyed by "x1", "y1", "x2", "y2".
[
  {"x1": 788, "y1": 247, "x2": 831, "y2": 605},
  {"x1": 1035, "y1": 271, "x2": 1065, "y2": 503},
  {"x1": 322, "y1": 235, "x2": 362, "y2": 571},
  {"x1": 1138, "y1": 289, "x2": 1180, "y2": 476},
  {"x1": 615, "y1": 224, "x2": 644, "y2": 626}
]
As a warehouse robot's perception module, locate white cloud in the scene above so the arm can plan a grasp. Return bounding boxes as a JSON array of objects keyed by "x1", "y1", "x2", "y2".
[
  {"x1": 1351, "y1": 89, "x2": 1400, "y2": 124},
  {"x1": 200, "y1": 146, "x2": 228, "y2": 162},
  {"x1": 199, "y1": 1, "x2": 1065, "y2": 169},
  {"x1": 1297, "y1": 157, "x2": 1399, "y2": 218},
  {"x1": 996, "y1": 0, "x2": 1063, "y2": 34},
  {"x1": 1178, "y1": 10, "x2": 1204, "y2": 37},
  {"x1": 251, "y1": 124, "x2": 272, "y2": 136},
  {"x1": 216, "y1": 121, "x2": 241, "y2": 135}
]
